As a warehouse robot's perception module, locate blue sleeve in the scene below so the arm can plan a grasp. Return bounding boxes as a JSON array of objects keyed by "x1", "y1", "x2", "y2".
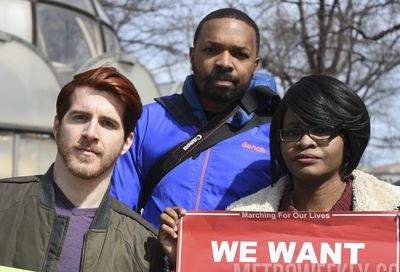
[{"x1": 111, "y1": 120, "x2": 144, "y2": 211}]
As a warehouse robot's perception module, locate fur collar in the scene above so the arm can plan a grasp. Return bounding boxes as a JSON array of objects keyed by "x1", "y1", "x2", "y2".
[{"x1": 227, "y1": 170, "x2": 400, "y2": 212}]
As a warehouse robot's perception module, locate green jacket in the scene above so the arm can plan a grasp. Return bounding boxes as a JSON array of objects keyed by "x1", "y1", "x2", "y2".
[{"x1": 0, "y1": 167, "x2": 165, "y2": 272}]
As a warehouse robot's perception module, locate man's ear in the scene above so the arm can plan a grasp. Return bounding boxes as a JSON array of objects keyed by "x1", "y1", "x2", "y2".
[
  {"x1": 53, "y1": 116, "x2": 60, "y2": 140},
  {"x1": 254, "y1": 56, "x2": 260, "y2": 71},
  {"x1": 120, "y1": 132, "x2": 133, "y2": 155},
  {"x1": 189, "y1": 47, "x2": 194, "y2": 72}
]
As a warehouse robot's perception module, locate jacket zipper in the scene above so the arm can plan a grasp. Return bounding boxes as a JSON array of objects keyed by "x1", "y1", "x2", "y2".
[
  {"x1": 195, "y1": 148, "x2": 211, "y2": 209},
  {"x1": 79, "y1": 232, "x2": 88, "y2": 272},
  {"x1": 42, "y1": 215, "x2": 58, "y2": 272},
  {"x1": 42, "y1": 214, "x2": 69, "y2": 272}
]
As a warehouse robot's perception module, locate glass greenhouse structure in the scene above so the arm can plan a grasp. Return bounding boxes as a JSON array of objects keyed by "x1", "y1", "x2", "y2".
[{"x1": 0, "y1": 0, "x2": 161, "y2": 178}]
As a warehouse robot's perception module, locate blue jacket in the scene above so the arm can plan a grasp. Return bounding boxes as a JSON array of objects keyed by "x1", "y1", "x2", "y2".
[{"x1": 111, "y1": 73, "x2": 277, "y2": 227}]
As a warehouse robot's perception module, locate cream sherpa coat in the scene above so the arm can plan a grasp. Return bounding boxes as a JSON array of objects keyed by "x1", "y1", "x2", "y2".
[{"x1": 228, "y1": 170, "x2": 400, "y2": 211}]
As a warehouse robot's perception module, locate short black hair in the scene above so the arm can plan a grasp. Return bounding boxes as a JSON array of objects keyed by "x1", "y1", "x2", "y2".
[
  {"x1": 193, "y1": 8, "x2": 260, "y2": 54},
  {"x1": 270, "y1": 75, "x2": 371, "y2": 183}
]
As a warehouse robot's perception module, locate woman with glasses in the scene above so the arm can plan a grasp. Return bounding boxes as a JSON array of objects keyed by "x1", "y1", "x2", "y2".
[
  {"x1": 227, "y1": 74, "x2": 400, "y2": 212},
  {"x1": 158, "y1": 75, "x2": 400, "y2": 266}
]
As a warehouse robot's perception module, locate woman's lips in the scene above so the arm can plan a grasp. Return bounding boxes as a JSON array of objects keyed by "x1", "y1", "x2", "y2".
[{"x1": 294, "y1": 153, "x2": 321, "y2": 164}]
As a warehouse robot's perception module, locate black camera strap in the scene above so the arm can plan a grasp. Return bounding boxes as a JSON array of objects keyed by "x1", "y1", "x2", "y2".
[{"x1": 137, "y1": 86, "x2": 280, "y2": 212}]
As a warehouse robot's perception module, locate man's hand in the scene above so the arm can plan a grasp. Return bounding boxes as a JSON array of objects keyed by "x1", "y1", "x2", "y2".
[{"x1": 158, "y1": 207, "x2": 187, "y2": 267}]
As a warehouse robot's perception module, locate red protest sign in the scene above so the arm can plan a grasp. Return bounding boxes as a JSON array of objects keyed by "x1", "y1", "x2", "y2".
[{"x1": 176, "y1": 211, "x2": 399, "y2": 272}]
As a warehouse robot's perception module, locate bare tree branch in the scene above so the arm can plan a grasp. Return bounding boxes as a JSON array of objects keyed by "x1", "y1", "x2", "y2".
[{"x1": 99, "y1": 0, "x2": 400, "y2": 159}]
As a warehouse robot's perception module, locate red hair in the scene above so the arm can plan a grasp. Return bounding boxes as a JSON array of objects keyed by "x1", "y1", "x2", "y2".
[{"x1": 56, "y1": 66, "x2": 142, "y2": 138}]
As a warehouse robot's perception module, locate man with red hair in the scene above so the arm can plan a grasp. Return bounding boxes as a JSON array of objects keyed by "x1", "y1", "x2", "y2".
[{"x1": 0, "y1": 67, "x2": 164, "y2": 271}]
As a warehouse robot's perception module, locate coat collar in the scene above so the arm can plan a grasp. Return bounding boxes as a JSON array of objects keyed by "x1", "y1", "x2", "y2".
[
  {"x1": 39, "y1": 165, "x2": 110, "y2": 229},
  {"x1": 228, "y1": 170, "x2": 400, "y2": 212},
  {"x1": 352, "y1": 170, "x2": 400, "y2": 211}
]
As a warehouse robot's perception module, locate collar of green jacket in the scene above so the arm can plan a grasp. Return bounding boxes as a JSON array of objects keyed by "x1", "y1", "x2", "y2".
[{"x1": 40, "y1": 165, "x2": 110, "y2": 230}]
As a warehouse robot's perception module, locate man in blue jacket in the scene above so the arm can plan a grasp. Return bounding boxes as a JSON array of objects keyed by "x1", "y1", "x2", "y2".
[{"x1": 111, "y1": 8, "x2": 277, "y2": 228}]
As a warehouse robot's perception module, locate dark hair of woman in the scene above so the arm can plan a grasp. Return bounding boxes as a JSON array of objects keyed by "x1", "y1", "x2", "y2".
[{"x1": 270, "y1": 75, "x2": 371, "y2": 184}]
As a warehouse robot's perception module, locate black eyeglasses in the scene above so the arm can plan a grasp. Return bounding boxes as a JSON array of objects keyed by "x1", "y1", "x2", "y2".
[{"x1": 279, "y1": 126, "x2": 338, "y2": 142}]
